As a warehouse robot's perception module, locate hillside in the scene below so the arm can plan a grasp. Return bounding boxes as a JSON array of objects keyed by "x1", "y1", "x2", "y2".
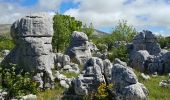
[{"x1": 92, "y1": 29, "x2": 109, "y2": 37}]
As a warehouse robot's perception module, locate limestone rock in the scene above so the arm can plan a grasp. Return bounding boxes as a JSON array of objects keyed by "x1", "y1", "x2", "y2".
[
  {"x1": 140, "y1": 73, "x2": 150, "y2": 80},
  {"x1": 55, "y1": 53, "x2": 70, "y2": 67},
  {"x1": 66, "y1": 31, "x2": 92, "y2": 65},
  {"x1": 130, "y1": 50, "x2": 150, "y2": 72},
  {"x1": 114, "y1": 58, "x2": 127, "y2": 66},
  {"x1": 1, "y1": 13, "x2": 55, "y2": 89},
  {"x1": 121, "y1": 83, "x2": 149, "y2": 100},
  {"x1": 162, "y1": 52, "x2": 170, "y2": 73},
  {"x1": 22, "y1": 94, "x2": 37, "y2": 100},
  {"x1": 111, "y1": 63, "x2": 148, "y2": 100},
  {"x1": 112, "y1": 64, "x2": 138, "y2": 91},
  {"x1": 1, "y1": 50, "x2": 10, "y2": 58},
  {"x1": 103, "y1": 59, "x2": 113, "y2": 82},
  {"x1": 132, "y1": 30, "x2": 161, "y2": 55},
  {"x1": 74, "y1": 57, "x2": 105, "y2": 95}
]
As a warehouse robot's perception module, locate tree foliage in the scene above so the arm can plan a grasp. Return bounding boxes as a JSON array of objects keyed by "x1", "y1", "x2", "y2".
[
  {"x1": 52, "y1": 13, "x2": 82, "y2": 52},
  {"x1": 82, "y1": 23, "x2": 94, "y2": 37},
  {"x1": 112, "y1": 20, "x2": 137, "y2": 42}
]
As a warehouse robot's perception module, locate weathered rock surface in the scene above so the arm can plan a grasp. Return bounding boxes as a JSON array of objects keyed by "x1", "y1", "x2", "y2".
[
  {"x1": 130, "y1": 50, "x2": 150, "y2": 72},
  {"x1": 1, "y1": 13, "x2": 55, "y2": 89},
  {"x1": 22, "y1": 94, "x2": 37, "y2": 100},
  {"x1": 74, "y1": 57, "x2": 105, "y2": 95},
  {"x1": 103, "y1": 59, "x2": 113, "y2": 82},
  {"x1": 66, "y1": 31, "x2": 92, "y2": 65},
  {"x1": 54, "y1": 71, "x2": 73, "y2": 88},
  {"x1": 132, "y1": 30, "x2": 161, "y2": 56},
  {"x1": 129, "y1": 30, "x2": 170, "y2": 74},
  {"x1": 121, "y1": 83, "x2": 148, "y2": 100},
  {"x1": 54, "y1": 53, "x2": 80, "y2": 74},
  {"x1": 55, "y1": 53, "x2": 70, "y2": 67},
  {"x1": 1, "y1": 50, "x2": 10, "y2": 58},
  {"x1": 112, "y1": 64, "x2": 138, "y2": 91},
  {"x1": 112, "y1": 63, "x2": 148, "y2": 100},
  {"x1": 114, "y1": 58, "x2": 127, "y2": 66}
]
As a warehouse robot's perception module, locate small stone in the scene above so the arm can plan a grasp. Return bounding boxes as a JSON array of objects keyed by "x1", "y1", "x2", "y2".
[
  {"x1": 60, "y1": 80, "x2": 69, "y2": 88},
  {"x1": 140, "y1": 73, "x2": 150, "y2": 80},
  {"x1": 22, "y1": 94, "x2": 37, "y2": 100}
]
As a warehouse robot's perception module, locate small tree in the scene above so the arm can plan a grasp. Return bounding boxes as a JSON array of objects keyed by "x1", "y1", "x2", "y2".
[
  {"x1": 82, "y1": 23, "x2": 94, "y2": 37},
  {"x1": 53, "y1": 13, "x2": 82, "y2": 52},
  {"x1": 112, "y1": 20, "x2": 137, "y2": 42}
]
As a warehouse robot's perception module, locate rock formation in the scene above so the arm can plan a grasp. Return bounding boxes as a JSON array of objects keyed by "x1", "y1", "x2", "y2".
[
  {"x1": 66, "y1": 31, "x2": 92, "y2": 65},
  {"x1": 132, "y1": 30, "x2": 161, "y2": 56},
  {"x1": 112, "y1": 63, "x2": 148, "y2": 100},
  {"x1": 1, "y1": 13, "x2": 55, "y2": 88},
  {"x1": 74, "y1": 57, "x2": 106, "y2": 95},
  {"x1": 129, "y1": 30, "x2": 170, "y2": 74},
  {"x1": 54, "y1": 53, "x2": 80, "y2": 74}
]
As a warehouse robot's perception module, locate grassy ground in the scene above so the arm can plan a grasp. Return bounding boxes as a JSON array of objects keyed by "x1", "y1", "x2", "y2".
[
  {"x1": 135, "y1": 71, "x2": 170, "y2": 100},
  {"x1": 37, "y1": 82, "x2": 65, "y2": 100}
]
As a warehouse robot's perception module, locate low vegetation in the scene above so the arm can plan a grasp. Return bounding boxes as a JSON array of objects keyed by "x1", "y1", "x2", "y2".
[
  {"x1": 0, "y1": 36, "x2": 14, "y2": 52},
  {"x1": 135, "y1": 71, "x2": 170, "y2": 100},
  {"x1": 0, "y1": 64, "x2": 39, "y2": 99}
]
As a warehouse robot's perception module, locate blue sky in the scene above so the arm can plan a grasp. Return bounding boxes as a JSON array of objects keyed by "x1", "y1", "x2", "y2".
[{"x1": 0, "y1": 0, "x2": 170, "y2": 36}]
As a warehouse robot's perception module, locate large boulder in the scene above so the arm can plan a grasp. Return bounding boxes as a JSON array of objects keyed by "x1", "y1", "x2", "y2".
[
  {"x1": 66, "y1": 31, "x2": 92, "y2": 65},
  {"x1": 112, "y1": 64, "x2": 138, "y2": 91},
  {"x1": 161, "y1": 52, "x2": 170, "y2": 73},
  {"x1": 1, "y1": 13, "x2": 55, "y2": 88},
  {"x1": 132, "y1": 30, "x2": 161, "y2": 56},
  {"x1": 54, "y1": 53, "x2": 70, "y2": 67},
  {"x1": 103, "y1": 59, "x2": 113, "y2": 83},
  {"x1": 130, "y1": 50, "x2": 150, "y2": 72},
  {"x1": 111, "y1": 63, "x2": 148, "y2": 100},
  {"x1": 121, "y1": 83, "x2": 148, "y2": 100},
  {"x1": 74, "y1": 57, "x2": 105, "y2": 95}
]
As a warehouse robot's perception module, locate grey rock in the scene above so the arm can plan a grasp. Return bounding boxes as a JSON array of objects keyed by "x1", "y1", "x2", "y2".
[
  {"x1": 66, "y1": 31, "x2": 92, "y2": 65},
  {"x1": 1, "y1": 50, "x2": 10, "y2": 57},
  {"x1": 22, "y1": 94, "x2": 37, "y2": 100},
  {"x1": 60, "y1": 80, "x2": 69, "y2": 88},
  {"x1": 121, "y1": 83, "x2": 149, "y2": 100},
  {"x1": 159, "y1": 80, "x2": 170, "y2": 87},
  {"x1": 55, "y1": 53, "x2": 70, "y2": 67},
  {"x1": 74, "y1": 57, "x2": 105, "y2": 95},
  {"x1": 132, "y1": 30, "x2": 161, "y2": 55},
  {"x1": 111, "y1": 63, "x2": 148, "y2": 100},
  {"x1": 130, "y1": 50, "x2": 150, "y2": 72},
  {"x1": 114, "y1": 58, "x2": 127, "y2": 66},
  {"x1": 63, "y1": 65, "x2": 72, "y2": 70},
  {"x1": 140, "y1": 73, "x2": 150, "y2": 80},
  {"x1": 112, "y1": 64, "x2": 138, "y2": 91},
  {"x1": 162, "y1": 52, "x2": 170, "y2": 73},
  {"x1": 1, "y1": 13, "x2": 55, "y2": 89},
  {"x1": 103, "y1": 59, "x2": 113, "y2": 82}
]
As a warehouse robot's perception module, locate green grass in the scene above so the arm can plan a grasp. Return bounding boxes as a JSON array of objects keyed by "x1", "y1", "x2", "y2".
[
  {"x1": 61, "y1": 72, "x2": 79, "y2": 78},
  {"x1": 0, "y1": 36, "x2": 14, "y2": 51},
  {"x1": 37, "y1": 82, "x2": 65, "y2": 100},
  {"x1": 135, "y1": 71, "x2": 170, "y2": 100}
]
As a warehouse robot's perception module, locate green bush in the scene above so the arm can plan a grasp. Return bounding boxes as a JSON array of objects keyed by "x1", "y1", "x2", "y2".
[
  {"x1": 0, "y1": 36, "x2": 14, "y2": 52},
  {"x1": 96, "y1": 43, "x2": 108, "y2": 52},
  {"x1": 108, "y1": 45, "x2": 128, "y2": 62},
  {"x1": 0, "y1": 64, "x2": 39, "y2": 99}
]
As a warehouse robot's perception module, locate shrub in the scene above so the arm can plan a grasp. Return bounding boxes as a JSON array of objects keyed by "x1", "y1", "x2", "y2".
[
  {"x1": 108, "y1": 45, "x2": 128, "y2": 62},
  {"x1": 0, "y1": 36, "x2": 14, "y2": 52},
  {"x1": 0, "y1": 64, "x2": 39, "y2": 99}
]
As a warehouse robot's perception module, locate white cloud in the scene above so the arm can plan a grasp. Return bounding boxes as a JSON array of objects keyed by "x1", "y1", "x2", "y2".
[
  {"x1": 36, "y1": 0, "x2": 62, "y2": 11},
  {"x1": 64, "y1": 0, "x2": 170, "y2": 31},
  {"x1": 0, "y1": 0, "x2": 62, "y2": 24}
]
